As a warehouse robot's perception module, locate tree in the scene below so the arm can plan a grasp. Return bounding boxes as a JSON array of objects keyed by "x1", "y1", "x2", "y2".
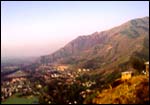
[{"x1": 129, "y1": 54, "x2": 145, "y2": 72}]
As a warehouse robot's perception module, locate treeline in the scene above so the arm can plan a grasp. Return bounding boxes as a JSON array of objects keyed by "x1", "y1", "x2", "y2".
[
  {"x1": 118, "y1": 35, "x2": 149, "y2": 73},
  {"x1": 129, "y1": 35, "x2": 149, "y2": 72}
]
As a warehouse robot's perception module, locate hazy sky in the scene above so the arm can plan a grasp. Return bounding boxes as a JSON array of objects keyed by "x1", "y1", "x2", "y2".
[{"x1": 1, "y1": 1, "x2": 149, "y2": 58}]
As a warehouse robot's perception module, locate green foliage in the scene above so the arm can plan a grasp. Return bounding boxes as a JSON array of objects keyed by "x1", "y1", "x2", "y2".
[
  {"x1": 76, "y1": 73, "x2": 102, "y2": 85},
  {"x1": 105, "y1": 71, "x2": 121, "y2": 84},
  {"x1": 142, "y1": 35, "x2": 149, "y2": 60},
  {"x1": 38, "y1": 78, "x2": 86, "y2": 104},
  {"x1": 129, "y1": 54, "x2": 145, "y2": 72},
  {"x1": 2, "y1": 93, "x2": 38, "y2": 104},
  {"x1": 129, "y1": 35, "x2": 149, "y2": 72},
  {"x1": 67, "y1": 82, "x2": 85, "y2": 103},
  {"x1": 84, "y1": 91, "x2": 99, "y2": 104},
  {"x1": 118, "y1": 61, "x2": 129, "y2": 71},
  {"x1": 78, "y1": 57, "x2": 102, "y2": 69},
  {"x1": 121, "y1": 27, "x2": 140, "y2": 38}
]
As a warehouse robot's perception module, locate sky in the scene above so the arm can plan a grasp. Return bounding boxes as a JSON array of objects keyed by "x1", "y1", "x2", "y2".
[{"x1": 1, "y1": 1, "x2": 149, "y2": 59}]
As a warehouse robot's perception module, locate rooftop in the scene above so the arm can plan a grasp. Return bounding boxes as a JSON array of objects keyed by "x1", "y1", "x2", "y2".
[
  {"x1": 145, "y1": 61, "x2": 149, "y2": 65},
  {"x1": 121, "y1": 71, "x2": 132, "y2": 74}
]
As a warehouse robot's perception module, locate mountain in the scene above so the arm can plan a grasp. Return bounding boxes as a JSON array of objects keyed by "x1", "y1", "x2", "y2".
[{"x1": 40, "y1": 16, "x2": 149, "y2": 70}]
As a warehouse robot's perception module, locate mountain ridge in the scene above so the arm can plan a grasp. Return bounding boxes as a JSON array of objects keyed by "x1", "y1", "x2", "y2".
[{"x1": 40, "y1": 16, "x2": 149, "y2": 70}]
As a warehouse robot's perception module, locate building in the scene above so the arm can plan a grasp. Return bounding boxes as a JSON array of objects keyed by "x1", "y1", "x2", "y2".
[
  {"x1": 36, "y1": 84, "x2": 42, "y2": 89},
  {"x1": 145, "y1": 61, "x2": 149, "y2": 76},
  {"x1": 121, "y1": 71, "x2": 132, "y2": 80},
  {"x1": 56, "y1": 65, "x2": 69, "y2": 71}
]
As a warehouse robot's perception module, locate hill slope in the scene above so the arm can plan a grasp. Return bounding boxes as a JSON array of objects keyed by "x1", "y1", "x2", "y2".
[
  {"x1": 40, "y1": 17, "x2": 149, "y2": 70},
  {"x1": 86, "y1": 75, "x2": 149, "y2": 104}
]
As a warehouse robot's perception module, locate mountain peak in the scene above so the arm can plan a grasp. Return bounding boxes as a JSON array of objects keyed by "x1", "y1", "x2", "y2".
[{"x1": 40, "y1": 17, "x2": 149, "y2": 70}]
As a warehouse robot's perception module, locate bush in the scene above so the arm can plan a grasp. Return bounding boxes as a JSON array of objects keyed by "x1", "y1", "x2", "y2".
[
  {"x1": 130, "y1": 55, "x2": 145, "y2": 71},
  {"x1": 78, "y1": 57, "x2": 102, "y2": 69},
  {"x1": 135, "y1": 80, "x2": 149, "y2": 104}
]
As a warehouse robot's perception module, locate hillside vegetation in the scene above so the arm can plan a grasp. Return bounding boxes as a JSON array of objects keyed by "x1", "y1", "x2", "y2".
[
  {"x1": 84, "y1": 75, "x2": 149, "y2": 104},
  {"x1": 40, "y1": 17, "x2": 149, "y2": 72},
  {"x1": 37, "y1": 17, "x2": 149, "y2": 104}
]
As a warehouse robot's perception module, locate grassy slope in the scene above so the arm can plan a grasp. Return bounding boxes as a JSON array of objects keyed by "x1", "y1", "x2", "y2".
[
  {"x1": 1, "y1": 93, "x2": 38, "y2": 104},
  {"x1": 85, "y1": 75, "x2": 149, "y2": 104}
]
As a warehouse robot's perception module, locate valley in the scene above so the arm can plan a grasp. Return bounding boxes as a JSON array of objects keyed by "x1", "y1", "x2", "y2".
[{"x1": 1, "y1": 16, "x2": 149, "y2": 104}]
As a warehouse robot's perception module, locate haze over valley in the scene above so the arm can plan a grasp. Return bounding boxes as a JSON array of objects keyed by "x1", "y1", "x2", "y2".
[
  {"x1": 1, "y1": 1, "x2": 149, "y2": 59},
  {"x1": 1, "y1": 1, "x2": 149, "y2": 104}
]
